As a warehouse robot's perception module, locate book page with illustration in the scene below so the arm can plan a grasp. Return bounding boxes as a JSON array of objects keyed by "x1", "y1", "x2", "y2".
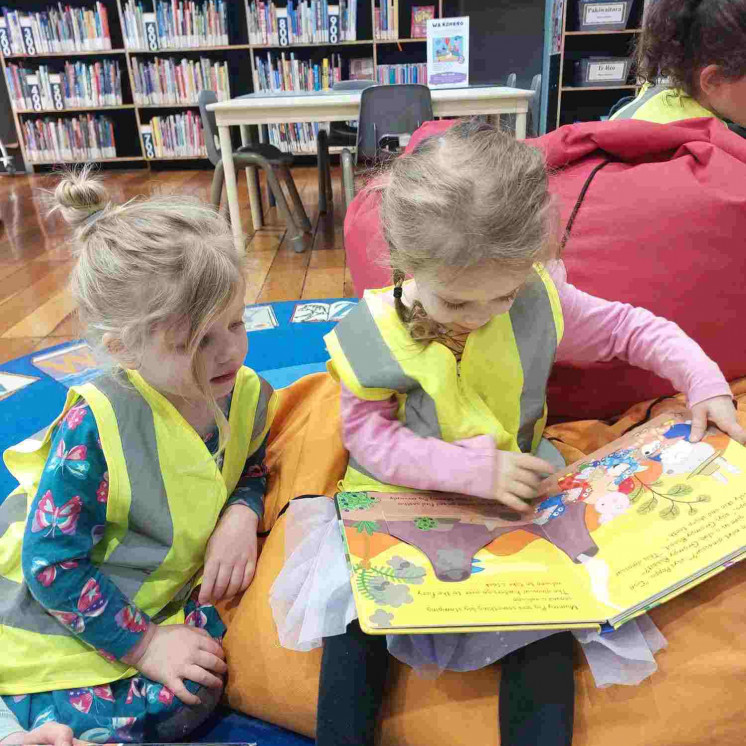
[{"x1": 336, "y1": 412, "x2": 746, "y2": 634}]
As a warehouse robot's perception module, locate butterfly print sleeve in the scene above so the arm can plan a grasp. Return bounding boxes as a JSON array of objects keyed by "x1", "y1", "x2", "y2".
[
  {"x1": 223, "y1": 433, "x2": 269, "y2": 520},
  {"x1": 21, "y1": 402, "x2": 151, "y2": 661}
]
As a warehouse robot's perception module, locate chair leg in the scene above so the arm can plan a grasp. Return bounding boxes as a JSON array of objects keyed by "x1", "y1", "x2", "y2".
[
  {"x1": 317, "y1": 129, "x2": 329, "y2": 214},
  {"x1": 263, "y1": 165, "x2": 307, "y2": 253},
  {"x1": 324, "y1": 152, "x2": 334, "y2": 212},
  {"x1": 210, "y1": 161, "x2": 225, "y2": 209},
  {"x1": 341, "y1": 148, "x2": 356, "y2": 211},
  {"x1": 280, "y1": 165, "x2": 312, "y2": 232}
]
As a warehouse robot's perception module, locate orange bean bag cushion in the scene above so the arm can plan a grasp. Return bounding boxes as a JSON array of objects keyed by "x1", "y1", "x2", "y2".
[{"x1": 219, "y1": 374, "x2": 746, "y2": 745}]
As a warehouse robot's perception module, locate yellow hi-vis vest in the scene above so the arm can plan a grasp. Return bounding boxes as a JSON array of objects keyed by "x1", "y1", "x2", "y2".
[
  {"x1": 610, "y1": 84, "x2": 718, "y2": 124},
  {"x1": 324, "y1": 264, "x2": 564, "y2": 494},
  {"x1": 0, "y1": 366, "x2": 275, "y2": 694}
]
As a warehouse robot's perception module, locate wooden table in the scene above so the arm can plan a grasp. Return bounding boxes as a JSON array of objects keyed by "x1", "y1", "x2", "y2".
[{"x1": 208, "y1": 85, "x2": 535, "y2": 252}]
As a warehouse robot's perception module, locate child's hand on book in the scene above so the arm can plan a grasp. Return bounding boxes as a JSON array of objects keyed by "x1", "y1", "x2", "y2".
[
  {"x1": 199, "y1": 504, "x2": 259, "y2": 604},
  {"x1": 122, "y1": 623, "x2": 227, "y2": 706},
  {"x1": 690, "y1": 395, "x2": 746, "y2": 444},
  {"x1": 492, "y1": 452, "x2": 556, "y2": 513}
]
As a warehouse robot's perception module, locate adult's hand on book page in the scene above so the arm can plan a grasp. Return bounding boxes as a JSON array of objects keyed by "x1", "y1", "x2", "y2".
[
  {"x1": 690, "y1": 396, "x2": 746, "y2": 444},
  {"x1": 492, "y1": 452, "x2": 556, "y2": 514}
]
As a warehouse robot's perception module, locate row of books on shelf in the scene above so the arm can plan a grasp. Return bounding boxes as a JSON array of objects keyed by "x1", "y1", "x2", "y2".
[
  {"x1": 22, "y1": 114, "x2": 116, "y2": 162},
  {"x1": 0, "y1": 3, "x2": 111, "y2": 56},
  {"x1": 266, "y1": 121, "x2": 320, "y2": 153},
  {"x1": 122, "y1": 0, "x2": 228, "y2": 51},
  {"x1": 376, "y1": 62, "x2": 426, "y2": 85},
  {"x1": 5, "y1": 60, "x2": 122, "y2": 111},
  {"x1": 374, "y1": 0, "x2": 398, "y2": 40},
  {"x1": 247, "y1": 0, "x2": 357, "y2": 46},
  {"x1": 140, "y1": 112, "x2": 205, "y2": 158},
  {"x1": 254, "y1": 52, "x2": 341, "y2": 93},
  {"x1": 132, "y1": 56, "x2": 229, "y2": 105}
]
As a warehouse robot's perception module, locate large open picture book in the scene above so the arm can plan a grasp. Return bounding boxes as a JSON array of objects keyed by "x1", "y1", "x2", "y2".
[{"x1": 335, "y1": 412, "x2": 746, "y2": 634}]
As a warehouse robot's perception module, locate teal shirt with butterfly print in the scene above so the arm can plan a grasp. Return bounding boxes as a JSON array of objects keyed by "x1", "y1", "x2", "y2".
[{"x1": 21, "y1": 398, "x2": 269, "y2": 661}]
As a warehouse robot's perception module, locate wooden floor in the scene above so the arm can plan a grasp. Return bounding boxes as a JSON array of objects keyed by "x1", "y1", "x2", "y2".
[{"x1": 0, "y1": 164, "x2": 354, "y2": 365}]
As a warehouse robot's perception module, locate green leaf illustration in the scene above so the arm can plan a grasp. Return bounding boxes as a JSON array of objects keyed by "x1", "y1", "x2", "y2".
[
  {"x1": 659, "y1": 503, "x2": 680, "y2": 520},
  {"x1": 637, "y1": 498, "x2": 658, "y2": 515},
  {"x1": 355, "y1": 520, "x2": 379, "y2": 535},
  {"x1": 667, "y1": 484, "x2": 693, "y2": 497},
  {"x1": 697, "y1": 494, "x2": 712, "y2": 503},
  {"x1": 414, "y1": 517, "x2": 438, "y2": 531}
]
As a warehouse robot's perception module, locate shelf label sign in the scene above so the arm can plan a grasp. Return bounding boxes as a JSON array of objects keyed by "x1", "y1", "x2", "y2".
[
  {"x1": 143, "y1": 13, "x2": 159, "y2": 51},
  {"x1": 49, "y1": 74, "x2": 65, "y2": 110},
  {"x1": 588, "y1": 60, "x2": 627, "y2": 82},
  {"x1": 141, "y1": 125, "x2": 156, "y2": 159},
  {"x1": 277, "y1": 8, "x2": 289, "y2": 46},
  {"x1": 0, "y1": 19, "x2": 12, "y2": 57},
  {"x1": 20, "y1": 18, "x2": 37, "y2": 55},
  {"x1": 27, "y1": 74, "x2": 43, "y2": 111},
  {"x1": 583, "y1": 2, "x2": 627, "y2": 25},
  {"x1": 328, "y1": 5, "x2": 340, "y2": 44}
]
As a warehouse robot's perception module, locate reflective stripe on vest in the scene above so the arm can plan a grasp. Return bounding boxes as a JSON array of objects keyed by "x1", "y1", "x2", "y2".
[
  {"x1": 611, "y1": 84, "x2": 717, "y2": 123},
  {"x1": 326, "y1": 265, "x2": 563, "y2": 493},
  {"x1": 611, "y1": 84, "x2": 665, "y2": 120},
  {"x1": 0, "y1": 365, "x2": 272, "y2": 694}
]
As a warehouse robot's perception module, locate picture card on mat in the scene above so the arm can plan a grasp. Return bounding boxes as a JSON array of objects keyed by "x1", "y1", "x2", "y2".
[
  {"x1": 243, "y1": 304, "x2": 279, "y2": 331},
  {"x1": 291, "y1": 300, "x2": 357, "y2": 323},
  {"x1": 32, "y1": 342, "x2": 102, "y2": 388},
  {"x1": 0, "y1": 371, "x2": 38, "y2": 401}
]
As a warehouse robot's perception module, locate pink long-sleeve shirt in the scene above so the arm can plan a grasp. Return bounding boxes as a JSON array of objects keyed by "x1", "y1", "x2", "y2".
[{"x1": 340, "y1": 262, "x2": 731, "y2": 498}]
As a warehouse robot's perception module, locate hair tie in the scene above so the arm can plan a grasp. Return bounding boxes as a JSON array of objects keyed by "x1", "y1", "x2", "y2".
[
  {"x1": 393, "y1": 286, "x2": 403, "y2": 299},
  {"x1": 82, "y1": 208, "x2": 105, "y2": 228}
]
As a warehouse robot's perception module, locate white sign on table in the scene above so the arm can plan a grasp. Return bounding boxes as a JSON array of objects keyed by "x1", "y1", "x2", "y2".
[{"x1": 426, "y1": 16, "x2": 469, "y2": 88}]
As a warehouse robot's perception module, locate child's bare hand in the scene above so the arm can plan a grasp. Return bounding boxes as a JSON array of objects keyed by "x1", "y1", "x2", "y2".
[
  {"x1": 199, "y1": 505, "x2": 259, "y2": 604},
  {"x1": 1, "y1": 724, "x2": 76, "y2": 746},
  {"x1": 690, "y1": 396, "x2": 746, "y2": 444},
  {"x1": 492, "y1": 451, "x2": 556, "y2": 513},
  {"x1": 124, "y1": 624, "x2": 226, "y2": 706}
]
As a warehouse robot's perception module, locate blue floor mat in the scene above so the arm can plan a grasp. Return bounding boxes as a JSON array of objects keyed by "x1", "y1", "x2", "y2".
[{"x1": 192, "y1": 707, "x2": 312, "y2": 746}]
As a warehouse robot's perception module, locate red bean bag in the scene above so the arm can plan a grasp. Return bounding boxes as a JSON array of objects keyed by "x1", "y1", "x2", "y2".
[{"x1": 343, "y1": 118, "x2": 746, "y2": 420}]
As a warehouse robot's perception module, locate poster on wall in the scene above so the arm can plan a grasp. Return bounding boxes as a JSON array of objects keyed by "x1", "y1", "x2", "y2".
[
  {"x1": 426, "y1": 16, "x2": 469, "y2": 88},
  {"x1": 551, "y1": 0, "x2": 566, "y2": 54}
]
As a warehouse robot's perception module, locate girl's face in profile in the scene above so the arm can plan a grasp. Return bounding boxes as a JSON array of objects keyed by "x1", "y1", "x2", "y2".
[
  {"x1": 139, "y1": 290, "x2": 248, "y2": 403},
  {"x1": 412, "y1": 262, "x2": 529, "y2": 332}
]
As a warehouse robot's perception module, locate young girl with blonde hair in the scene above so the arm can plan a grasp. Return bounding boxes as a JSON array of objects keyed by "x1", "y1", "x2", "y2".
[
  {"x1": 0, "y1": 168, "x2": 275, "y2": 743},
  {"x1": 271, "y1": 119, "x2": 745, "y2": 745}
]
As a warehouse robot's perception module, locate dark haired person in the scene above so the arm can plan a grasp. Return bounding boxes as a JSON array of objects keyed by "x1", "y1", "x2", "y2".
[{"x1": 612, "y1": 0, "x2": 746, "y2": 126}]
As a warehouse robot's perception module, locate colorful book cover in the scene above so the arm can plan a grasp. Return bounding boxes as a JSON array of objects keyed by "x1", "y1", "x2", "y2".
[
  {"x1": 32, "y1": 342, "x2": 102, "y2": 389},
  {"x1": 411, "y1": 5, "x2": 434, "y2": 38},
  {"x1": 243, "y1": 304, "x2": 279, "y2": 331},
  {"x1": 336, "y1": 411, "x2": 746, "y2": 634},
  {"x1": 290, "y1": 300, "x2": 357, "y2": 323}
]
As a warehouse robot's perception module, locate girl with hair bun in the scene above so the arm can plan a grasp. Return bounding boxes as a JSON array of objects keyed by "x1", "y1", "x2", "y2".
[{"x1": 0, "y1": 167, "x2": 275, "y2": 743}]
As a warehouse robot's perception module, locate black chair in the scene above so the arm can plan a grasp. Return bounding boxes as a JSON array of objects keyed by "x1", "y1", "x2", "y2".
[
  {"x1": 317, "y1": 79, "x2": 376, "y2": 214},
  {"x1": 198, "y1": 90, "x2": 311, "y2": 253},
  {"x1": 339, "y1": 83, "x2": 433, "y2": 210}
]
